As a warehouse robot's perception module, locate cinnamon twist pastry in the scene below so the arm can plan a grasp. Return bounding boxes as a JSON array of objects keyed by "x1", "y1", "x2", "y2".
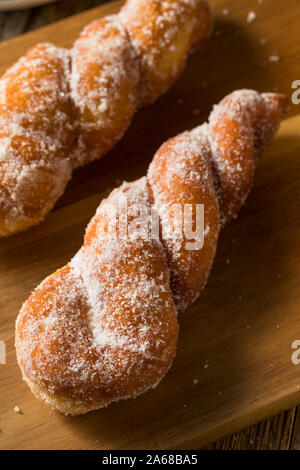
[
  {"x1": 15, "y1": 90, "x2": 287, "y2": 415},
  {"x1": 0, "y1": 0, "x2": 212, "y2": 238}
]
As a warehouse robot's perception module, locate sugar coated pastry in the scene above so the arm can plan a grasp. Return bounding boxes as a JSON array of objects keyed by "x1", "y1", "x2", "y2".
[
  {"x1": 15, "y1": 90, "x2": 287, "y2": 415},
  {"x1": 0, "y1": 0, "x2": 212, "y2": 238}
]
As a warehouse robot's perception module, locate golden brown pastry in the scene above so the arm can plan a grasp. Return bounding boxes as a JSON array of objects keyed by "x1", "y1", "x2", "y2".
[
  {"x1": 15, "y1": 90, "x2": 287, "y2": 415},
  {"x1": 0, "y1": 0, "x2": 212, "y2": 237}
]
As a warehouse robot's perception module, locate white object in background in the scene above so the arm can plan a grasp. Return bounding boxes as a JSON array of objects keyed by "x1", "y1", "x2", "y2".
[{"x1": 0, "y1": 0, "x2": 58, "y2": 12}]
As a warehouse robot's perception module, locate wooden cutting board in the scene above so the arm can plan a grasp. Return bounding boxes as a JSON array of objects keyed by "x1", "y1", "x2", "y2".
[{"x1": 0, "y1": 0, "x2": 300, "y2": 450}]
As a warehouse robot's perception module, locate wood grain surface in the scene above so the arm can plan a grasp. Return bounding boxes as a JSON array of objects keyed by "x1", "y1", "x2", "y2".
[{"x1": 0, "y1": 0, "x2": 299, "y2": 450}]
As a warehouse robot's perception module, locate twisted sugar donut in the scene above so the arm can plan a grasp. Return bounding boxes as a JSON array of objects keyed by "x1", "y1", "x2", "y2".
[
  {"x1": 0, "y1": 0, "x2": 212, "y2": 238},
  {"x1": 15, "y1": 90, "x2": 287, "y2": 415},
  {"x1": 120, "y1": 0, "x2": 212, "y2": 105}
]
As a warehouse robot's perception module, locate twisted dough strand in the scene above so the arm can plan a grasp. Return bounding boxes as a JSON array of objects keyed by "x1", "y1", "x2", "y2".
[
  {"x1": 0, "y1": 0, "x2": 212, "y2": 237},
  {"x1": 15, "y1": 90, "x2": 287, "y2": 415}
]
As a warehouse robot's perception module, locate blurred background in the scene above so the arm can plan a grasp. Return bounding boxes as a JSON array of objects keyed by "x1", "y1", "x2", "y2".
[{"x1": 0, "y1": 0, "x2": 107, "y2": 39}]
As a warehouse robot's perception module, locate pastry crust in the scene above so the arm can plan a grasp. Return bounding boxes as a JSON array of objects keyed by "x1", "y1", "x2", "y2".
[
  {"x1": 71, "y1": 16, "x2": 139, "y2": 166},
  {"x1": 120, "y1": 0, "x2": 213, "y2": 105},
  {"x1": 15, "y1": 90, "x2": 287, "y2": 414},
  {"x1": 0, "y1": 44, "x2": 73, "y2": 237},
  {"x1": 0, "y1": 0, "x2": 212, "y2": 237}
]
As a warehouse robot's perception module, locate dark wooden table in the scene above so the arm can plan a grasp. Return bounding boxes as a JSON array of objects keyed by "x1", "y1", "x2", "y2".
[{"x1": 0, "y1": 0, "x2": 299, "y2": 450}]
